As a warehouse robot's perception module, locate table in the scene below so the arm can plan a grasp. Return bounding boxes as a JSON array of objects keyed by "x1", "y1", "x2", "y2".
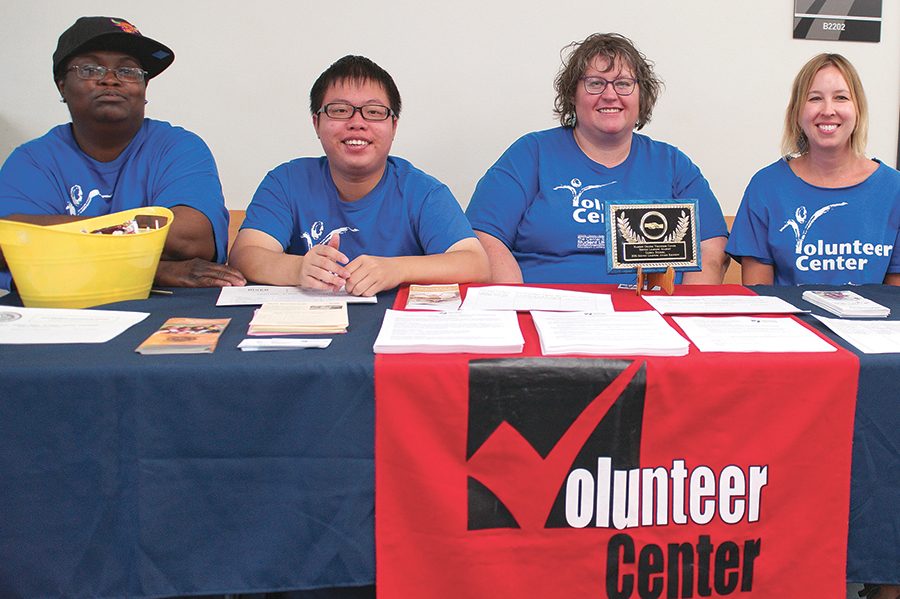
[
  {"x1": 0, "y1": 288, "x2": 390, "y2": 598},
  {"x1": 755, "y1": 284, "x2": 900, "y2": 583},
  {"x1": 0, "y1": 284, "x2": 897, "y2": 597}
]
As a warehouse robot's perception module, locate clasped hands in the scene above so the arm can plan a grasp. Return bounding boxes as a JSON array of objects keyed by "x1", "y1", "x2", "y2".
[{"x1": 299, "y1": 234, "x2": 400, "y2": 297}]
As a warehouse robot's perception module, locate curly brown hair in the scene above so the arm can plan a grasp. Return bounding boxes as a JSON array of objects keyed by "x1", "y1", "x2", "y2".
[{"x1": 553, "y1": 33, "x2": 661, "y2": 130}]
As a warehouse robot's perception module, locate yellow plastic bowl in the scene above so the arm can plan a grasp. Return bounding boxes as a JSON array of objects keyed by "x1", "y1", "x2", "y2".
[{"x1": 0, "y1": 206, "x2": 173, "y2": 308}]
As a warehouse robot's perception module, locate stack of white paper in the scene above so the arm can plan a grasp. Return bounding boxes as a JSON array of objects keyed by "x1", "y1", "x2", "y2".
[
  {"x1": 530, "y1": 310, "x2": 690, "y2": 356},
  {"x1": 373, "y1": 309, "x2": 524, "y2": 354},
  {"x1": 672, "y1": 316, "x2": 836, "y2": 353},
  {"x1": 460, "y1": 286, "x2": 613, "y2": 312},
  {"x1": 405, "y1": 284, "x2": 461, "y2": 311},
  {"x1": 644, "y1": 295, "x2": 803, "y2": 314},
  {"x1": 248, "y1": 302, "x2": 348, "y2": 335},
  {"x1": 813, "y1": 315, "x2": 900, "y2": 353},
  {"x1": 0, "y1": 306, "x2": 148, "y2": 344},
  {"x1": 217, "y1": 285, "x2": 376, "y2": 306},
  {"x1": 802, "y1": 290, "x2": 890, "y2": 318}
]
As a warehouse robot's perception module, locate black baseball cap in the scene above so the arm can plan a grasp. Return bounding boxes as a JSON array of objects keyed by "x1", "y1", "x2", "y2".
[{"x1": 53, "y1": 16, "x2": 174, "y2": 82}]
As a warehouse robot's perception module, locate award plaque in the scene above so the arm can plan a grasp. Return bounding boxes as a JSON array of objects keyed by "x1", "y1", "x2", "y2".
[{"x1": 605, "y1": 200, "x2": 701, "y2": 294}]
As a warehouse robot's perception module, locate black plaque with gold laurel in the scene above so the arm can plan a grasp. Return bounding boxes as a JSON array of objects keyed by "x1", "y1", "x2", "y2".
[{"x1": 605, "y1": 200, "x2": 700, "y2": 275}]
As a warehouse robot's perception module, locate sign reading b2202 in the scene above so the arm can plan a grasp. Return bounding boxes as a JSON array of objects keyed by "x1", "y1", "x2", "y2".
[{"x1": 794, "y1": 0, "x2": 882, "y2": 43}]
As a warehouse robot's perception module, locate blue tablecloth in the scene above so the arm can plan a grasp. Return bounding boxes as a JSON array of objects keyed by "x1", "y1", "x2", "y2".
[
  {"x1": 753, "y1": 285, "x2": 900, "y2": 584},
  {"x1": 1, "y1": 284, "x2": 897, "y2": 596},
  {"x1": 0, "y1": 288, "x2": 391, "y2": 598}
]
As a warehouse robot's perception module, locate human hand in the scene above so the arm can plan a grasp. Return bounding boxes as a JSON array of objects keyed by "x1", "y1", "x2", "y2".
[
  {"x1": 155, "y1": 258, "x2": 246, "y2": 288},
  {"x1": 299, "y1": 234, "x2": 350, "y2": 292},
  {"x1": 344, "y1": 254, "x2": 401, "y2": 297}
]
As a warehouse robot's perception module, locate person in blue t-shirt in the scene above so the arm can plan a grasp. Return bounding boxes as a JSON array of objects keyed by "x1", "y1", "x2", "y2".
[
  {"x1": 0, "y1": 16, "x2": 245, "y2": 290},
  {"x1": 466, "y1": 33, "x2": 729, "y2": 285},
  {"x1": 229, "y1": 55, "x2": 489, "y2": 297},
  {"x1": 727, "y1": 53, "x2": 900, "y2": 287}
]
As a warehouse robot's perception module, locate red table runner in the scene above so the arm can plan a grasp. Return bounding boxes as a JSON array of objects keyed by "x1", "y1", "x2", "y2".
[{"x1": 376, "y1": 285, "x2": 858, "y2": 597}]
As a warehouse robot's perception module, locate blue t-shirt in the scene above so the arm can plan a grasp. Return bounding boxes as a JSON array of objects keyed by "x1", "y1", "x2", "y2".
[
  {"x1": 242, "y1": 156, "x2": 475, "y2": 262},
  {"x1": 726, "y1": 159, "x2": 900, "y2": 286},
  {"x1": 0, "y1": 118, "x2": 229, "y2": 290},
  {"x1": 465, "y1": 127, "x2": 727, "y2": 284}
]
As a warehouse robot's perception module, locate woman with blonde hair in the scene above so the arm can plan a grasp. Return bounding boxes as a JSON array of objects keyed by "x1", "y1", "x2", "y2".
[{"x1": 727, "y1": 53, "x2": 900, "y2": 286}]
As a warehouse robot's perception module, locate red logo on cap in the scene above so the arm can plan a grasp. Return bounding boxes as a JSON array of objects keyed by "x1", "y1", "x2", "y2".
[{"x1": 110, "y1": 18, "x2": 141, "y2": 35}]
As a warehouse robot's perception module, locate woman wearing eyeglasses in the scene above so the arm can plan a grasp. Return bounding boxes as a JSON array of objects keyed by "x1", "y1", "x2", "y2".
[
  {"x1": 466, "y1": 33, "x2": 729, "y2": 284},
  {"x1": 727, "y1": 53, "x2": 900, "y2": 287},
  {"x1": 229, "y1": 55, "x2": 489, "y2": 296}
]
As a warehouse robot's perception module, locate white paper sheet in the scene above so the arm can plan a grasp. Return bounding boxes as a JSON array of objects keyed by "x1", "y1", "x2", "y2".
[
  {"x1": 238, "y1": 338, "x2": 332, "y2": 351},
  {"x1": 460, "y1": 286, "x2": 613, "y2": 312},
  {"x1": 645, "y1": 295, "x2": 803, "y2": 315},
  {"x1": 531, "y1": 310, "x2": 690, "y2": 356},
  {"x1": 216, "y1": 285, "x2": 377, "y2": 306},
  {"x1": 0, "y1": 306, "x2": 149, "y2": 344},
  {"x1": 374, "y1": 309, "x2": 524, "y2": 354},
  {"x1": 813, "y1": 315, "x2": 900, "y2": 354},
  {"x1": 672, "y1": 316, "x2": 836, "y2": 353}
]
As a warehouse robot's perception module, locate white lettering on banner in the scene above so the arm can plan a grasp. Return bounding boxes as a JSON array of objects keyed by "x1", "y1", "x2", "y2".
[{"x1": 564, "y1": 457, "x2": 768, "y2": 529}]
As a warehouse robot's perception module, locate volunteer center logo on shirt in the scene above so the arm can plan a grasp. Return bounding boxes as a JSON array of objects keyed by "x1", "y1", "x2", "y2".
[
  {"x1": 781, "y1": 202, "x2": 892, "y2": 273},
  {"x1": 554, "y1": 179, "x2": 617, "y2": 250}
]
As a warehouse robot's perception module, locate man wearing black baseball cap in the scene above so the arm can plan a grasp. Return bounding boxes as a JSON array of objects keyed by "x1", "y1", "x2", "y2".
[{"x1": 0, "y1": 16, "x2": 245, "y2": 289}]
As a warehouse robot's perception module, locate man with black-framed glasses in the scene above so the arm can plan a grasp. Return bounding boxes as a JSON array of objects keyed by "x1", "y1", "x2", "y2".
[
  {"x1": 230, "y1": 55, "x2": 489, "y2": 296},
  {"x1": 0, "y1": 16, "x2": 245, "y2": 290}
]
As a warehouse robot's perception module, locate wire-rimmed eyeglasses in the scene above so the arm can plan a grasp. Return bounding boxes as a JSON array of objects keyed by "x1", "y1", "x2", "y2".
[{"x1": 67, "y1": 64, "x2": 148, "y2": 83}]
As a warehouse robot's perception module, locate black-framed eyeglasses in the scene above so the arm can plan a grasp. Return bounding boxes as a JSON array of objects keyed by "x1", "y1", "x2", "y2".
[
  {"x1": 68, "y1": 64, "x2": 148, "y2": 83},
  {"x1": 317, "y1": 102, "x2": 395, "y2": 122},
  {"x1": 580, "y1": 76, "x2": 637, "y2": 96}
]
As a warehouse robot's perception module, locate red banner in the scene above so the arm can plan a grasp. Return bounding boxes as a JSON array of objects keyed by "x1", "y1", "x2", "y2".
[{"x1": 376, "y1": 285, "x2": 859, "y2": 598}]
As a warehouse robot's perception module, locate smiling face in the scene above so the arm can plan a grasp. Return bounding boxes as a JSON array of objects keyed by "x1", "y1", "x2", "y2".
[
  {"x1": 799, "y1": 65, "x2": 857, "y2": 154},
  {"x1": 573, "y1": 55, "x2": 640, "y2": 142},
  {"x1": 57, "y1": 50, "x2": 147, "y2": 130},
  {"x1": 313, "y1": 78, "x2": 398, "y2": 190}
]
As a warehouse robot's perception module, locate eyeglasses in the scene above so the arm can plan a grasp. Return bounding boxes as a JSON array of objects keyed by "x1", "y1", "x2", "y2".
[
  {"x1": 67, "y1": 64, "x2": 148, "y2": 83},
  {"x1": 581, "y1": 77, "x2": 637, "y2": 96},
  {"x1": 317, "y1": 102, "x2": 395, "y2": 122}
]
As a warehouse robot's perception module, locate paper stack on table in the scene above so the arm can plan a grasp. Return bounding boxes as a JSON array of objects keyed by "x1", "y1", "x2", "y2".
[
  {"x1": 217, "y1": 285, "x2": 376, "y2": 306},
  {"x1": 673, "y1": 316, "x2": 836, "y2": 353},
  {"x1": 813, "y1": 316, "x2": 900, "y2": 353},
  {"x1": 643, "y1": 295, "x2": 803, "y2": 314},
  {"x1": 0, "y1": 306, "x2": 148, "y2": 344},
  {"x1": 405, "y1": 283, "x2": 461, "y2": 311},
  {"x1": 530, "y1": 310, "x2": 690, "y2": 356},
  {"x1": 373, "y1": 309, "x2": 523, "y2": 354},
  {"x1": 802, "y1": 290, "x2": 890, "y2": 318},
  {"x1": 248, "y1": 301, "x2": 348, "y2": 335},
  {"x1": 135, "y1": 317, "x2": 230, "y2": 354}
]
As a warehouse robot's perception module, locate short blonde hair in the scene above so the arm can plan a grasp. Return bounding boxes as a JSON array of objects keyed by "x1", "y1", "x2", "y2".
[{"x1": 781, "y1": 53, "x2": 869, "y2": 157}]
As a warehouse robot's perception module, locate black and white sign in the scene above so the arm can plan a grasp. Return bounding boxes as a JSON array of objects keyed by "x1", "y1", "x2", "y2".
[{"x1": 794, "y1": 0, "x2": 882, "y2": 43}]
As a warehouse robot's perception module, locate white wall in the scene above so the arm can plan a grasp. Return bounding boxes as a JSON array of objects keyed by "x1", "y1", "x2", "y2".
[{"x1": 1, "y1": 1, "x2": 898, "y2": 216}]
